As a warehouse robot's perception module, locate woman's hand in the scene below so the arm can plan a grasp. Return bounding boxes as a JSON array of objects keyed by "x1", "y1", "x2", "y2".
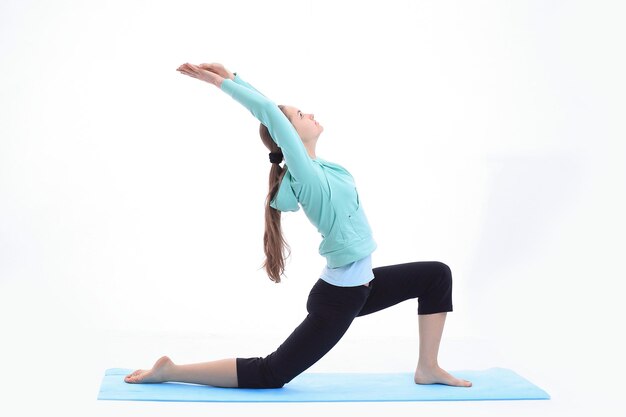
[
  {"x1": 197, "y1": 62, "x2": 235, "y2": 81},
  {"x1": 176, "y1": 63, "x2": 225, "y2": 87}
]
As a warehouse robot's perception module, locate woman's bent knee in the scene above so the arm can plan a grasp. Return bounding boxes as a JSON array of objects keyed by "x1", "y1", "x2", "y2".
[
  {"x1": 236, "y1": 357, "x2": 286, "y2": 389},
  {"x1": 436, "y1": 261, "x2": 453, "y2": 287},
  {"x1": 416, "y1": 262, "x2": 453, "y2": 314}
]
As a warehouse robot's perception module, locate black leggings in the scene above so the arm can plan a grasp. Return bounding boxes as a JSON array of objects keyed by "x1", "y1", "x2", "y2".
[{"x1": 236, "y1": 261, "x2": 453, "y2": 388}]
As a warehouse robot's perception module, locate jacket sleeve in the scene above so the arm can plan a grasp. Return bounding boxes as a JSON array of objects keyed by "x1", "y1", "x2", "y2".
[
  {"x1": 220, "y1": 75, "x2": 317, "y2": 184},
  {"x1": 232, "y1": 72, "x2": 266, "y2": 98}
]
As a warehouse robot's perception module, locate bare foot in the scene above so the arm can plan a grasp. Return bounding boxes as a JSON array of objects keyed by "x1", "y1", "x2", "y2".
[
  {"x1": 414, "y1": 364, "x2": 472, "y2": 387},
  {"x1": 124, "y1": 356, "x2": 174, "y2": 384}
]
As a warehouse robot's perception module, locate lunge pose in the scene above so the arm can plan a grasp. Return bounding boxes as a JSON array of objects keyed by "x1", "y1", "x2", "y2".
[{"x1": 124, "y1": 62, "x2": 472, "y2": 389}]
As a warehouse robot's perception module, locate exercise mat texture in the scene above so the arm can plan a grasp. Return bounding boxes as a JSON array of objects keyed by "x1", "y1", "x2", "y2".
[{"x1": 98, "y1": 367, "x2": 550, "y2": 402}]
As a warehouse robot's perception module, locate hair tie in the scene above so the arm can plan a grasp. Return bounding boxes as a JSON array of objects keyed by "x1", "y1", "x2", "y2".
[{"x1": 269, "y1": 152, "x2": 283, "y2": 164}]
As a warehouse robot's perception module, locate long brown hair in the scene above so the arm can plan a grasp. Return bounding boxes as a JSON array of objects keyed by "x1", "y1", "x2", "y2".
[{"x1": 258, "y1": 105, "x2": 294, "y2": 283}]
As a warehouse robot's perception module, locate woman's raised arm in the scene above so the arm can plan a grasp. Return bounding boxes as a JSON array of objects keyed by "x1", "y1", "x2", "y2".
[
  {"x1": 176, "y1": 62, "x2": 316, "y2": 183},
  {"x1": 198, "y1": 63, "x2": 268, "y2": 99},
  {"x1": 177, "y1": 63, "x2": 225, "y2": 86}
]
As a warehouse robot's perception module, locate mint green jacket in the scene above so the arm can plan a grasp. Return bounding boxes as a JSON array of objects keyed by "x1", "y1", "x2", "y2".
[{"x1": 220, "y1": 73, "x2": 377, "y2": 268}]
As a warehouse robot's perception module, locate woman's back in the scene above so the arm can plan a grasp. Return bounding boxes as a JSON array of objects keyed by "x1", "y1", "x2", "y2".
[{"x1": 221, "y1": 74, "x2": 378, "y2": 270}]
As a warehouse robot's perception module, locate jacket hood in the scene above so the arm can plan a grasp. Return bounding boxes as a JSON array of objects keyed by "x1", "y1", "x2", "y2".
[{"x1": 269, "y1": 168, "x2": 300, "y2": 212}]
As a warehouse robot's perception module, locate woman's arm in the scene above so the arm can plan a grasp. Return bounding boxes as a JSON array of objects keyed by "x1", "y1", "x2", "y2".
[
  {"x1": 177, "y1": 63, "x2": 316, "y2": 183},
  {"x1": 232, "y1": 72, "x2": 267, "y2": 98},
  {"x1": 177, "y1": 63, "x2": 225, "y2": 86},
  {"x1": 219, "y1": 78, "x2": 316, "y2": 183},
  {"x1": 197, "y1": 63, "x2": 267, "y2": 97}
]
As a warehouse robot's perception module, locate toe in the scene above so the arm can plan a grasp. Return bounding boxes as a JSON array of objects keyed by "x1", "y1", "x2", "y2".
[
  {"x1": 461, "y1": 379, "x2": 472, "y2": 387},
  {"x1": 124, "y1": 370, "x2": 143, "y2": 383}
]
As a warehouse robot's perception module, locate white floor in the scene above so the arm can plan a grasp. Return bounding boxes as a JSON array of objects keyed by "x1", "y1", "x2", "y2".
[{"x1": 2, "y1": 315, "x2": 622, "y2": 417}]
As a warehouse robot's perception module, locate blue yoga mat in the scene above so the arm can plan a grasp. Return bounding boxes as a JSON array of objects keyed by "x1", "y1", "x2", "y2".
[{"x1": 98, "y1": 367, "x2": 549, "y2": 402}]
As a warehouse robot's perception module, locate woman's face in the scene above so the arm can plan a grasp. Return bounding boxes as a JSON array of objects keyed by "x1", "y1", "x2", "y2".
[{"x1": 284, "y1": 105, "x2": 323, "y2": 142}]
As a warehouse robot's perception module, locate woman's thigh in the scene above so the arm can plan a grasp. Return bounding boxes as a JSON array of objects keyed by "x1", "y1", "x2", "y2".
[
  {"x1": 357, "y1": 261, "x2": 453, "y2": 316},
  {"x1": 259, "y1": 279, "x2": 371, "y2": 386}
]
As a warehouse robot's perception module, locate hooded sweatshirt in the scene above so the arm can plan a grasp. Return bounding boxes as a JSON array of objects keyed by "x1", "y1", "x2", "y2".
[{"x1": 220, "y1": 73, "x2": 378, "y2": 281}]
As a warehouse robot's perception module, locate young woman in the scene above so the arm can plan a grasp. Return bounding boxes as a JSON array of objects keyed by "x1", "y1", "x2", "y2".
[{"x1": 124, "y1": 62, "x2": 472, "y2": 389}]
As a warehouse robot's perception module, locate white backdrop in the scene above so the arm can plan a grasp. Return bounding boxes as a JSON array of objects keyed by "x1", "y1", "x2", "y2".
[{"x1": 1, "y1": 1, "x2": 624, "y2": 416}]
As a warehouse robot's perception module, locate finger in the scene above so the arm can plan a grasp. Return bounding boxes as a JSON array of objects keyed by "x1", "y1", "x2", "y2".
[
  {"x1": 181, "y1": 71, "x2": 199, "y2": 79},
  {"x1": 191, "y1": 65, "x2": 208, "y2": 76},
  {"x1": 179, "y1": 65, "x2": 195, "y2": 75},
  {"x1": 178, "y1": 70, "x2": 198, "y2": 79},
  {"x1": 185, "y1": 63, "x2": 199, "y2": 73}
]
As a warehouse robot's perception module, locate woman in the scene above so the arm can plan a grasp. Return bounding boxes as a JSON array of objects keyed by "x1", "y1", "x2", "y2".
[{"x1": 124, "y1": 62, "x2": 472, "y2": 389}]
